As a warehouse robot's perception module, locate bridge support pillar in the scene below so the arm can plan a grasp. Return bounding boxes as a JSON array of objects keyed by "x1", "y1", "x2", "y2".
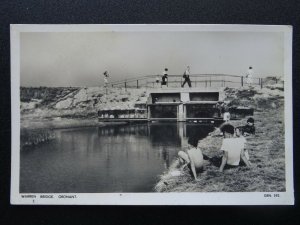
[{"x1": 178, "y1": 104, "x2": 185, "y2": 122}]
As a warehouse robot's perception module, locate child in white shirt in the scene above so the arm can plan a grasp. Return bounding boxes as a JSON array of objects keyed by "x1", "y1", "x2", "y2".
[{"x1": 219, "y1": 124, "x2": 251, "y2": 172}]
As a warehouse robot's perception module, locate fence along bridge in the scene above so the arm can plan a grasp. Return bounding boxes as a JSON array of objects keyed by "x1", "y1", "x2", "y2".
[
  {"x1": 108, "y1": 73, "x2": 264, "y2": 89},
  {"x1": 99, "y1": 74, "x2": 262, "y2": 123}
]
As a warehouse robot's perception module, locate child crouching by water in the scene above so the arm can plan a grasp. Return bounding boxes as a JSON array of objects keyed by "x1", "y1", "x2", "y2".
[{"x1": 178, "y1": 137, "x2": 205, "y2": 181}]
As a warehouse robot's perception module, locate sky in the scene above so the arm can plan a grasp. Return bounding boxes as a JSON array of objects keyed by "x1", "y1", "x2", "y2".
[{"x1": 20, "y1": 31, "x2": 284, "y2": 87}]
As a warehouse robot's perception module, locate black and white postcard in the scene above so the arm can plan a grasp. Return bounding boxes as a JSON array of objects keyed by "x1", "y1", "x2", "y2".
[{"x1": 10, "y1": 24, "x2": 294, "y2": 205}]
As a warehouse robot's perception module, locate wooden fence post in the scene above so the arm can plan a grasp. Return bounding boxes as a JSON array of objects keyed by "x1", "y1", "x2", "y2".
[
  {"x1": 137, "y1": 80, "x2": 139, "y2": 88},
  {"x1": 260, "y1": 78, "x2": 263, "y2": 89},
  {"x1": 241, "y1": 76, "x2": 244, "y2": 87},
  {"x1": 125, "y1": 81, "x2": 127, "y2": 90}
]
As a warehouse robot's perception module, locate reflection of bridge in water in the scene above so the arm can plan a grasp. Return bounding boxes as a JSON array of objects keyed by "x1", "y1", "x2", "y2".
[{"x1": 97, "y1": 123, "x2": 215, "y2": 149}]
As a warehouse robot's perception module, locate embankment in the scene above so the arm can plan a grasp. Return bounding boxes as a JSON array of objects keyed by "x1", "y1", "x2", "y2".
[
  {"x1": 20, "y1": 86, "x2": 147, "y2": 146},
  {"x1": 155, "y1": 83, "x2": 285, "y2": 192},
  {"x1": 21, "y1": 86, "x2": 148, "y2": 120}
]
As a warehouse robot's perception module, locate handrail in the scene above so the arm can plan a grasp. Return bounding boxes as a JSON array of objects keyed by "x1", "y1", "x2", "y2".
[
  {"x1": 109, "y1": 73, "x2": 242, "y2": 85},
  {"x1": 108, "y1": 73, "x2": 266, "y2": 89}
]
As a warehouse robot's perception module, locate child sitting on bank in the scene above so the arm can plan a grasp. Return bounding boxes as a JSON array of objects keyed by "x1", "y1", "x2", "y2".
[
  {"x1": 218, "y1": 124, "x2": 251, "y2": 172},
  {"x1": 242, "y1": 117, "x2": 256, "y2": 136},
  {"x1": 235, "y1": 127, "x2": 251, "y2": 164},
  {"x1": 178, "y1": 137, "x2": 205, "y2": 181}
]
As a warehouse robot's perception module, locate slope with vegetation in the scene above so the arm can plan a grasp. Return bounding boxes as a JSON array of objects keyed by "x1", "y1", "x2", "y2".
[
  {"x1": 21, "y1": 86, "x2": 148, "y2": 119},
  {"x1": 155, "y1": 81, "x2": 285, "y2": 192}
]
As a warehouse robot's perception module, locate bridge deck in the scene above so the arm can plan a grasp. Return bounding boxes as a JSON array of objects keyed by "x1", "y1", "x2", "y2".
[{"x1": 98, "y1": 117, "x2": 228, "y2": 123}]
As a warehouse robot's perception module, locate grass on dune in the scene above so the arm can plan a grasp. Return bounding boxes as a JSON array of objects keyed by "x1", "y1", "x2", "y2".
[{"x1": 155, "y1": 88, "x2": 285, "y2": 192}]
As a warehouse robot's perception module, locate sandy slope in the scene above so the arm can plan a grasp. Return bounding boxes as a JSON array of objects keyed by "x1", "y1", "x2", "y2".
[{"x1": 21, "y1": 87, "x2": 148, "y2": 120}]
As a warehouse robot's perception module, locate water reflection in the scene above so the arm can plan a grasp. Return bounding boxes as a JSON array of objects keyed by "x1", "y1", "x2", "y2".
[{"x1": 20, "y1": 123, "x2": 214, "y2": 193}]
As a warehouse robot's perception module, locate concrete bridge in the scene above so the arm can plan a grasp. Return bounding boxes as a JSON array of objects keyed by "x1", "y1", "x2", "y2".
[
  {"x1": 109, "y1": 73, "x2": 264, "y2": 89},
  {"x1": 98, "y1": 86, "x2": 254, "y2": 123},
  {"x1": 98, "y1": 74, "x2": 259, "y2": 123},
  {"x1": 146, "y1": 87, "x2": 223, "y2": 122}
]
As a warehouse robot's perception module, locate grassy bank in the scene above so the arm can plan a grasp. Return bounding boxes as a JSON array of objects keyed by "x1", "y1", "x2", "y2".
[
  {"x1": 21, "y1": 117, "x2": 102, "y2": 130},
  {"x1": 21, "y1": 128, "x2": 56, "y2": 148},
  {"x1": 155, "y1": 86, "x2": 285, "y2": 192}
]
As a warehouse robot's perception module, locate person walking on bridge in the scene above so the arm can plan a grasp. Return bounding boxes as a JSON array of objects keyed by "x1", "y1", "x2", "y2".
[
  {"x1": 245, "y1": 66, "x2": 253, "y2": 87},
  {"x1": 103, "y1": 70, "x2": 109, "y2": 88},
  {"x1": 182, "y1": 66, "x2": 192, "y2": 88},
  {"x1": 161, "y1": 68, "x2": 168, "y2": 87}
]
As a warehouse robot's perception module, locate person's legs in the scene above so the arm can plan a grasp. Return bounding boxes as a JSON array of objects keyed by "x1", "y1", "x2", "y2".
[
  {"x1": 203, "y1": 153, "x2": 210, "y2": 160},
  {"x1": 187, "y1": 79, "x2": 192, "y2": 87},
  {"x1": 224, "y1": 164, "x2": 239, "y2": 170},
  {"x1": 186, "y1": 163, "x2": 204, "y2": 178},
  {"x1": 209, "y1": 155, "x2": 223, "y2": 167},
  {"x1": 181, "y1": 79, "x2": 187, "y2": 87},
  {"x1": 178, "y1": 151, "x2": 190, "y2": 164}
]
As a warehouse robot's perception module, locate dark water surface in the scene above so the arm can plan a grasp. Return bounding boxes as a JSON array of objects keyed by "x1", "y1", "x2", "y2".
[{"x1": 20, "y1": 123, "x2": 214, "y2": 193}]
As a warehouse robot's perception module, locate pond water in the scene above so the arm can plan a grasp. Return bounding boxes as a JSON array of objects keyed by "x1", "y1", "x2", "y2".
[{"x1": 20, "y1": 123, "x2": 214, "y2": 193}]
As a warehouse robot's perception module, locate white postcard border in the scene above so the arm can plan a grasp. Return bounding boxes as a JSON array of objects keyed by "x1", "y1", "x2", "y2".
[{"x1": 10, "y1": 24, "x2": 294, "y2": 205}]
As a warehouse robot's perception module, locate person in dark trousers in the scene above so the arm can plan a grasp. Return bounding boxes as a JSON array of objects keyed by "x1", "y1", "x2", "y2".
[
  {"x1": 161, "y1": 68, "x2": 168, "y2": 87},
  {"x1": 182, "y1": 66, "x2": 192, "y2": 88}
]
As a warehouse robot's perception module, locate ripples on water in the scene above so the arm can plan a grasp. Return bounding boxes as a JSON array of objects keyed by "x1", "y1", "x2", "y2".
[{"x1": 20, "y1": 123, "x2": 214, "y2": 193}]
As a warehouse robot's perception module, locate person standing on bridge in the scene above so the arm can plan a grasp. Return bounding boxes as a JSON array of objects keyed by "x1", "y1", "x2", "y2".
[
  {"x1": 161, "y1": 68, "x2": 168, "y2": 87},
  {"x1": 245, "y1": 66, "x2": 253, "y2": 87},
  {"x1": 182, "y1": 66, "x2": 192, "y2": 88},
  {"x1": 103, "y1": 70, "x2": 109, "y2": 88}
]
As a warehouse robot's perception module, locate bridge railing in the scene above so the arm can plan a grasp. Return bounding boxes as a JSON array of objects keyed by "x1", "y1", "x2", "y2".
[{"x1": 109, "y1": 74, "x2": 264, "y2": 89}]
